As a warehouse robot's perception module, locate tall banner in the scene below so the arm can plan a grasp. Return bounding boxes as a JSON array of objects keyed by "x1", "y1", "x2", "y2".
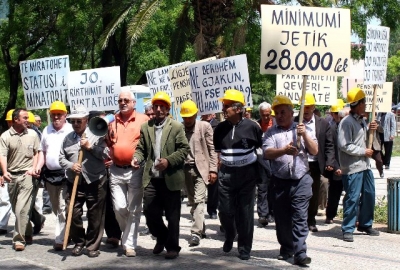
[
  {"x1": 276, "y1": 75, "x2": 337, "y2": 105},
  {"x1": 20, "y1": 55, "x2": 70, "y2": 109},
  {"x1": 188, "y1": 54, "x2": 252, "y2": 115},
  {"x1": 363, "y1": 25, "x2": 390, "y2": 85},
  {"x1": 260, "y1": 5, "x2": 351, "y2": 76},
  {"x1": 68, "y1": 66, "x2": 121, "y2": 111}
]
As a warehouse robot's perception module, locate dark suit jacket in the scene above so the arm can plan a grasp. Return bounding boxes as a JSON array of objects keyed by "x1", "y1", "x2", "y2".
[
  {"x1": 134, "y1": 117, "x2": 190, "y2": 191},
  {"x1": 295, "y1": 115, "x2": 335, "y2": 176}
]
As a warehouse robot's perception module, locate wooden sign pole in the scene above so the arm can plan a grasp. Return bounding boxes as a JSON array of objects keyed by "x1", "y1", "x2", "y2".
[
  {"x1": 297, "y1": 75, "x2": 308, "y2": 149},
  {"x1": 367, "y1": 84, "x2": 378, "y2": 149}
]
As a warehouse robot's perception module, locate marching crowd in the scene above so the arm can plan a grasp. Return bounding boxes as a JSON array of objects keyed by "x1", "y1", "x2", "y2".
[{"x1": 0, "y1": 87, "x2": 395, "y2": 266}]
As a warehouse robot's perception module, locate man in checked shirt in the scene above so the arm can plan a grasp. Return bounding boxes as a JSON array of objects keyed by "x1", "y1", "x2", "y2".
[{"x1": 263, "y1": 95, "x2": 318, "y2": 266}]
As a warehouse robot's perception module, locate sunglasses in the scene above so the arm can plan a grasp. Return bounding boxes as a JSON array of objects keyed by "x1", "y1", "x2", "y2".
[
  {"x1": 118, "y1": 98, "x2": 132, "y2": 104},
  {"x1": 70, "y1": 119, "x2": 83, "y2": 124}
]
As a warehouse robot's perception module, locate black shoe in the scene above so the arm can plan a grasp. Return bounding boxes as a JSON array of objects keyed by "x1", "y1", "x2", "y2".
[
  {"x1": 385, "y1": 165, "x2": 390, "y2": 170},
  {"x1": 33, "y1": 216, "x2": 46, "y2": 235},
  {"x1": 0, "y1": 229, "x2": 7, "y2": 235},
  {"x1": 258, "y1": 216, "x2": 268, "y2": 226},
  {"x1": 266, "y1": 214, "x2": 275, "y2": 223},
  {"x1": 72, "y1": 245, "x2": 84, "y2": 256},
  {"x1": 139, "y1": 227, "x2": 150, "y2": 236},
  {"x1": 153, "y1": 243, "x2": 165, "y2": 255},
  {"x1": 209, "y1": 214, "x2": 218, "y2": 219},
  {"x1": 343, "y1": 232, "x2": 354, "y2": 242},
  {"x1": 87, "y1": 250, "x2": 100, "y2": 258},
  {"x1": 357, "y1": 226, "x2": 380, "y2": 236},
  {"x1": 188, "y1": 235, "x2": 200, "y2": 246},
  {"x1": 294, "y1": 256, "x2": 311, "y2": 265},
  {"x1": 277, "y1": 253, "x2": 293, "y2": 260},
  {"x1": 308, "y1": 225, "x2": 318, "y2": 232},
  {"x1": 223, "y1": 240, "x2": 233, "y2": 252},
  {"x1": 165, "y1": 250, "x2": 179, "y2": 259},
  {"x1": 42, "y1": 208, "x2": 52, "y2": 215},
  {"x1": 238, "y1": 251, "x2": 250, "y2": 260}
]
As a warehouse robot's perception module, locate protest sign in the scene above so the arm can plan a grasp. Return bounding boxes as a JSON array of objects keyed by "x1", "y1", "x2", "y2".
[
  {"x1": 20, "y1": 55, "x2": 70, "y2": 109},
  {"x1": 260, "y1": 5, "x2": 351, "y2": 76},
  {"x1": 188, "y1": 54, "x2": 252, "y2": 115},
  {"x1": 169, "y1": 57, "x2": 217, "y2": 110},
  {"x1": 146, "y1": 61, "x2": 189, "y2": 99},
  {"x1": 356, "y1": 82, "x2": 392, "y2": 112},
  {"x1": 363, "y1": 25, "x2": 390, "y2": 85},
  {"x1": 68, "y1": 66, "x2": 121, "y2": 111}
]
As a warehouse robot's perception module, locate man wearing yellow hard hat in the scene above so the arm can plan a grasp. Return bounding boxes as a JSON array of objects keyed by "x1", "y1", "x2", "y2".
[
  {"x1": 264, "y1": 95, "x2": 318, "y2": 266},
  {"x1": 295, "y1": 92, "x2": 334, "y2": 233},
  {"x1": 213, "y1": 89, "x2": 262, "y2": 260},
  {"x1": 179, "y1": 100, "x2": 217, "y2": 247},
  {"x1": 338, "y1": 87, "x2": 380, "y2": 242},
  {"x1": 132, "y1": 91, "x2": 189, "y2": 259}
]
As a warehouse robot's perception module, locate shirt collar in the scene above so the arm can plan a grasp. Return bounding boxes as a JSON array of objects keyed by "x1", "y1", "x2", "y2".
[
  {"x1": 304, "y1": 115, "x2": 315, "y2": 124},
  {"x1": 116, "y1": 110, "x2": 136, "y2": 123},
  {"x1": 9, "y1": 126, "x2": 28, "y2": 136}
]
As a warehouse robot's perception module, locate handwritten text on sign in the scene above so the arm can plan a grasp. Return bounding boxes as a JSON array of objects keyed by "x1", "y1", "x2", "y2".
[
  {"x1": 189, "y1": 54, "x2": 252, "y2": 115},
  {"x1": 20, "y1": 55, "x2": 70, "y2": 109},
  {"x1": 357, "y1": 82, "x2": 392, "y2": 112},
  {"x1": 169, "y1": 57, "x2": 217, "y2": 109},
  {"x1": 276, "y1": 75, "x2": 337, "y2": 105},
  {"x1": 146, "y1": 62, "x2": 189, "y2": 99},
  {"x1": 68, "y1": 66, "x2": 121, "y2": 111},
  {"x1": 260, "y1": 5, "x2": 351, "y2": 76},
  {"x1": 363, "y1": 25, "x2": 390, "y2": 85}
]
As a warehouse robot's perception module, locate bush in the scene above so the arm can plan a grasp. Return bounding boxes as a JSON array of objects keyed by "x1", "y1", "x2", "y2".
[{"x1": 337, "y1": 196, "x2": 388, "y2": 224}]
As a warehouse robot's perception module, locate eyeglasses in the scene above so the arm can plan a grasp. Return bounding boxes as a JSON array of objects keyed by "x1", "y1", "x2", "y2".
[
  {"x1": 118, "y1": 98, "x2": 132, "y2": 104},
  {"x1": 70, "y1": 119, "x2": 83, "y2": 124}
]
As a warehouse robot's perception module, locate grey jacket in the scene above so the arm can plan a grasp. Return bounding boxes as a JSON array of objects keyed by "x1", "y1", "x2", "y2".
[
  {"x1": 59, "y1": 127, "x2": 108, "y2": 184},
  {"x1": 377, "y1": 112, "x2": 396, "y2": 142},
  {"x1": 337, "y1": 114, "x2": 370, "y2": 175}
]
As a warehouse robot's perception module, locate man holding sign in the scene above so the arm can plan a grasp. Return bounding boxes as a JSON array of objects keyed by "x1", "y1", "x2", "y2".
[{"x1": 338, "y1": 88, "x2": 380, "y2": 242}]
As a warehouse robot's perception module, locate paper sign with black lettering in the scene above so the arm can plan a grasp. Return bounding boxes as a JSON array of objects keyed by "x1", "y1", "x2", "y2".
[
  {"x1": 146, "y1": 61, "x2": 189, "y2": 99},
  {"x1": 20, "y1": 55, "x2": 70, "y2": 109},
  {"x1": 68, "y1": 66, "x2": 121, "y2": 111},
  {"x1": 276, "y1": 75, "x2": 337, "y2": 105},
  {"x1": 356, "y1": 82, "x2": 392, "y2": 112},
  {"x1": 169, "y1": 57, "x2": 217, "y2": 110},
  {"x1": 188, "y1": 54, "x2": 252, "y2": 115},
  {"x1": 363, "y1": 25, "x2": 390, "y2": 85},
  {"x1": 260, "y1": 5, "x2": 351, "y2": 76}
]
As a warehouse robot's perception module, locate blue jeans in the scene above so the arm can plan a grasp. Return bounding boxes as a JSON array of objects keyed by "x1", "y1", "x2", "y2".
[{"x1": 341, "y1": 169, "x2": 375, "y2": 233}]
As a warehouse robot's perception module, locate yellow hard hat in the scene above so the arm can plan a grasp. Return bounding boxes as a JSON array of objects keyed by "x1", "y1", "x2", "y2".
[
  {"x1": 299, "y1": 92, "x2": 316, "y2": 106},
  {"x1": 5, "y1": 109, "x2": 15, "y2": 121},
  {"x1": 271, "y1": 95, "x2": 293, "y2": 110},
  {"x1": 330, "y1": 104, "x2": 342, "y2": 113},
  {"x1": 152, "y1": 91, "x2": 171, "y2": 107},
  {"x1": 50, "y1": 101, "x2": 67, "y2": 113},
  {"x1": 219, "y1": 89, "x2": 245, "y2": 105},
  {"x1": 337, "y1": 99, "x2": 345, "y2": 108},
  {"x1": 180, "y1": 100, "x2": 198, "y2": 117},
  {"x1": 28, "y1": 112, "x2": 35, "y2": 123},
  {"x1": 246, "y1": 108, "x2": 252, "y2": 112},
  {"x1": 271, "y1": 110, "x2": 275, "y2": 116},
  {"x1": 347, "y1": 87, "x2": 365, "y2": 104}
]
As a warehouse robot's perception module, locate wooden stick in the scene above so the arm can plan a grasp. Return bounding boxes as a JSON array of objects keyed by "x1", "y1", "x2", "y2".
[
  {"x1": 367, "y1": 84, "x2": 378, "y2": 149},
  {"x1": 297, "y1": 75, "x2": 308, "y2": 149},
  {"x1": 63, "y1": 133, "x2": 85, "y2": 250}
]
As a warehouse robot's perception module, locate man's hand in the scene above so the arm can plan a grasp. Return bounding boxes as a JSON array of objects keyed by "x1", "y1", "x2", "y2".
[
  {"x1": 3, "y1": 172, "x2": 11, "y2": 183},
  {"x1": 297, "y1": 123, "x2": 307, "y2": 136},
  {"x1": 365, "y1": 149, "x2": 374, "y2": 158},
  {"x1": 284, "y1": 142, "x2": 299, "y2": 156},
  {"x1": 155, "y1": 158, "x2": 169, "y2": 171},
  {"x1": 72, "y1": 163, "x2": 82, "y2": 174},
  {"x1": 208, "y1": 172, "x2": 218, "y2": 184},
  {"x1": 369, "y1": 121, "x2": 378, "y2": 131},
  {"x1": 390, "y1": 136, "x2": 394, "y2": 141},
  {"x1": 80, "y1": 137, "x2": 91, "y2": 151},
  {"x1": 26, "y1": 168, "x2": 40, "y2": 178},
  {"x1": 325, "y1": 166, "x2": 334, "y2": 171},
  {"x1": 0, "y1": 176, "x2": 4, "y2": 187},
  {"x1": 104, "y1": 159, "x2": 113, "y2": 168},
  {"x1": 334, "y1": 169, "x2": 342, "y2": 176},
  {"x1": 131, "y1": 157, "x2": 140, "y2": 169}
]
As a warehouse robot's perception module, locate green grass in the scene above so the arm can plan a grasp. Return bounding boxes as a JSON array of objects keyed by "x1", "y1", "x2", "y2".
[
  {"x1": 393, "y1": 136, "x2": 400, "y2": 157},
  {"x1": 337, "y1": 196, "x2": 388, "y2": 224}
]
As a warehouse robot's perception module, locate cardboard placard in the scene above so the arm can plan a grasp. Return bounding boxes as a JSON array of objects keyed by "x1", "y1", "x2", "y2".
[{"x1": 357, "y1": 82, "x2": 393, "y2": 112}]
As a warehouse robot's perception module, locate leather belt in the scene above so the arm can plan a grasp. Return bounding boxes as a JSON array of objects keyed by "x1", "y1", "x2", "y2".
[{"x1": 115, "y1": 164, "x2": 132, "y2": 169}]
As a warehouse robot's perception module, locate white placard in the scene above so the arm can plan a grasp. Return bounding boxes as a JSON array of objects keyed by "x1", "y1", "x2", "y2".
[
  {"x1": 260, "y1": 5, "x2": 351, "y2": 76},
  {"x1": 169, "y1": 57, "x2": 217, "y2": 110},
  {"x1": 20, "y1": 55, "x2": 70, "y2": 109},
  {"x1": 363, "y1": 25, "x2": 390, "y2": 85},
  {"x1": 189, "y1": 54, "x2": 252, "y2": 115},
  {"x1": 68, "y1": 66, "x2": 121, "y2": 111},
  {"x1": 356, "y1": 82, "x2": 392, "y2": 112},
  {"x1": 276, "y1": 75, "x2": 337, "y2": 105},
  {"x1": 146, "y1": 61, "x2": 189, "y2": 99}
]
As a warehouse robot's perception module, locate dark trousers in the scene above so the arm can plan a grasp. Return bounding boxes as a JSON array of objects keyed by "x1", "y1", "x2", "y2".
[
  {"x1": 218, "y1": 163, "x2": 257, "y2": 255},
  {"x1": 207, "y1": 173, "x2": 219, "y2": 216},
  {"x1": 66, "y1": 176, "x2": 107, "y2": 251},
  {"x1": 326, "y1": 178, "x2": 343, "y2": 220},
  {"x1": 307, "y1": 162, "x2": 320, "y2": 226},
  {"x1": 143, "y1": 178, "x2": 181, "y2": 253},
  {"x1": 273, "y1": 174, "x2": 312, "y2": 260},
  {"x1": 104, "y1": 182, "x2": 121, "y2": 240},
  {"x1": 42, "y1": 187, "x2": 52, "y2": 212},
  {"x1": 372, "y1": 150, "x2": 383, "y2": 174},
  {"x1": 382, "y1": 141, "x2": 394, "y2": 166},
  {"x1": 257, "y1": 169, "x2": 270, "y2": 218},
  {"x1": 29, "y1": 178, "x2": 44, "y2": 232}
]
